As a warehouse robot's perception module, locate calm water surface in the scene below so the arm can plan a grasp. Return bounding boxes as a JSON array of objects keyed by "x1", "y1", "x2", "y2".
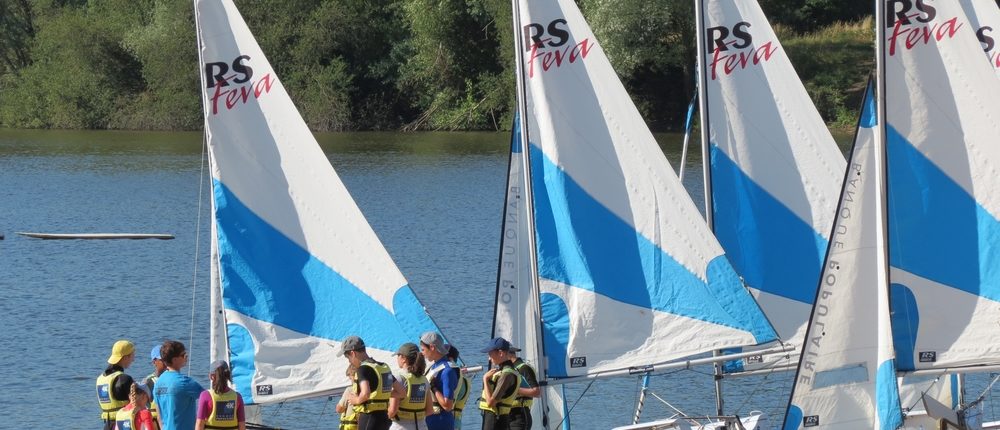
[{"x1": 2, "y1": 129, "x2": 997, "y2": 429}]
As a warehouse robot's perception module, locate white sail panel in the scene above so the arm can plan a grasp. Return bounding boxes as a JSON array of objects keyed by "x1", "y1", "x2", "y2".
[
  {"x1": 783, "y1": 85, "x2": 902, "y2": 430},
  {"x1": 195, "y1": 0, "x2": 445, "y2": 403},
  {"x1": 493, "y1": 111, "x2": 558, "y2": 428},
  {"x1": 883, "y1": 0, "x2": 1000, "y2": 371},
  {"x1": 516, "y1": 0, "x2": 777, "y2": 379},
  {"x1": 701, "y1": 0, "x2": 845, "y2": 344},
  {"x1": 961, "y1": 0, "x2": 1000, "y2": 76}
]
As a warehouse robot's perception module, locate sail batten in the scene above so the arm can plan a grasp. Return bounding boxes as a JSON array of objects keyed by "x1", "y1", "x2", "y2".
[{"x1": 196, "y1": 0, "x2": 446, "y2": 404}]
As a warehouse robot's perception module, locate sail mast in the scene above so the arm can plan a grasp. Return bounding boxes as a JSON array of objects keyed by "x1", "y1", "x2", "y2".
[
  {"x1": 692, "y1": 0, "x2": 725, "y2": 416},
  {"x1": 509, "y1": 0, "x2": 554, "y2": 427},
  {"x1": 193, "y1": 0, "x2": 229, "y2": 365}
]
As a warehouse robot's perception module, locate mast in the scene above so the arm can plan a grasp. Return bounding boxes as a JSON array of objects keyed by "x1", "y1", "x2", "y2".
[
  {"x1": 193, "y1": 0, "x2": 229, "y2": 365},
  {"x1": 509, "y1": 0, "x2": 552, "y2": 427},
  {"x1": 693, "y1": 0, "x2": 724, "y2": 416}
]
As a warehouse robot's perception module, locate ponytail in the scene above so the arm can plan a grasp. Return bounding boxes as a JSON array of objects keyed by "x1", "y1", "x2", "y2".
[{"x1": 212, "y1": 364, "x2": 232, "y2": 393}]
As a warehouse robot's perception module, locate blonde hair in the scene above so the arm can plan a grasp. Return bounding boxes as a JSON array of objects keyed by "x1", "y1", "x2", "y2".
[{"x1": 128, "y1": 382, "x2": 148, "y2": 421}]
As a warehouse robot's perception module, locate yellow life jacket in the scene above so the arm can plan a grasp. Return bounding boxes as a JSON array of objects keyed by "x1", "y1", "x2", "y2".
[
  {"x1": 352, "y1": 360, "x2": 394, "y2": 414},
  {"x1": 395, "y1": 370, "x2": 429, "y2": 421},
  {"x1": 205, "y1": 389, "x2": 240, "y2": 429},
  {"x1": 339, "y1": 401, "x2": 359, "y2": 430},
  {"x1": 114, "y1": 405, "x2": 137, "y2": 430},
  {"x1": 478, "y1": 366, "x2": 519, "y2": 416},
  {"x1": 453, "y1": 370, "x2": 472, "y2": 420},
  {"x1": 97, "y1": 370, "x2": 128, "y2": 420},
  {"x1": 513, "y1": 360, "x2": 536, "y2": 409},
  {"x1": 146, "y1": 375, "x2": 159, "y2": 420}
]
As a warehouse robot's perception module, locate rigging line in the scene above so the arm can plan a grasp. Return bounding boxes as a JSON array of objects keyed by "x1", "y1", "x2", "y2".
[
  {"x1": 189, "y1": 127, "x2": 209, "y2": 376},
  {"x1": 551, "y1": 379, "x2": 596, "y2": 429},
  {"x1": 729, "y1": 357, "x2": 787, "y2": 416},
  {"x1": 645, "y1": 391, "x2": 693, "y2": 422},
  {"x1": 963, "y1": 373, "x2": 1000, "y2": 411},
  {"x1": 902, "y1": 376, "x2": 943, "y2": 414}
]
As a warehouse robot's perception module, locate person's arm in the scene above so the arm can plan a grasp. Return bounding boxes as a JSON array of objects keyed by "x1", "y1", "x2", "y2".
[
  {"x1": 518, "y1": 366, "x2": 541, "y2": 398},
  {"x1": 481, "y1": 370, "x2": 497, "y2": 407},
  {"x1": 336, "y1": 392, "x2": 350, "y2": 414},
  {"x1": 195, "y1": 390, "x2": 212, "y2": 430},
  {"x1": 489, "y1": 373, "x2": 516, "y2": 408},
  {"x1": 388, "y1": 395, "x2": 400, "y2": 418},
  {"x1": 237, "y1": 393, "x2": 246, "y2": 430},
  {"x1": 138, "y1": 410, "x2": 156, "y2": 430},
  {"x1": 390, "y1": 377, "x2": 405, "y2": 399},
  {"x1": 424, "y1": 383, "x2": 434, "y2": 417},
  {"x1": 353, "y1": 379, "x2": 372, "y2": 405},
  {"x1": 434, "y1": 367, "x2": 458, "y2": 411}
]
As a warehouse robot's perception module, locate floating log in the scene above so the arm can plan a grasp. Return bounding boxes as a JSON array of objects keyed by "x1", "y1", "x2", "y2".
[{"x1": 16, "y1": 232, "x2": 174, "y2": 240}]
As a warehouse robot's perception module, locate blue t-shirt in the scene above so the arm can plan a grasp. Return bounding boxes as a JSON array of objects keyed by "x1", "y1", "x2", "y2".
[
  {"x1": 425, "y1": 358, "x2": 459, "y2": 430},
  {"x1": 153, "y1": 370, "x2": 204, "y2": 430}
]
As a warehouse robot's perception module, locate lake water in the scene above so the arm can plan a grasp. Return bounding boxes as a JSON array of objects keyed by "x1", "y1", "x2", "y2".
[{"x1": 2, "y1": 129, "x2": 998, "y2": 429}]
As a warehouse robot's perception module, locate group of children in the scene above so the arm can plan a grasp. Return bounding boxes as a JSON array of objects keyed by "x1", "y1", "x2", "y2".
[
  {"x1": 98, "y1": 333, "x2": 539, "y2": 430},
  {"x1": 96, "y1": 340, "x2": 246, "y2": 430},
  {"x1": 336, "y1": 332, "x2": 540, "y2": 430}
]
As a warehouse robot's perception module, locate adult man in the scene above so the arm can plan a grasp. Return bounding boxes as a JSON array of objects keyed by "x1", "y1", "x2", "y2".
[
  {"x1": 144, "y1": 345, "x2": 167, "y2": 430},
  {"x1": 478, "y1": 338, "x2": 519, "y2": 430},
  {"x1": 97, "y1": 340, "x2": 137, "y2": 430},
  {"x1": 420, "y1": 331, "x2": 459, "y2": 430},
  {"x1": 342, "y1": 335, "x2": 404, "y2": 430},
  {"x1": 506, "y1": 345, "x2": 540, "y2": 430},
  {"x1": 153, "y1": 340, "x2": 204, "y2": 430}
]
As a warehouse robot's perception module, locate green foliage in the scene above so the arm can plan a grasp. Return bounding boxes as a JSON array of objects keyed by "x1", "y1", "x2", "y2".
[
  {"x1": 0, "y1": 4, "x2": 146, "y2": 128},
  {"x1": 0, "y1": 0, "x2": 875, "y2": 131},
  {"x1": 780, "y1": 18, "x2": 873, "y2": 126}
]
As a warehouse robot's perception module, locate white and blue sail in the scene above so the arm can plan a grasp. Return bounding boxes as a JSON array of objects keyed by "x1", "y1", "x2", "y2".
[
  {"x1": 493, "y1": 109, "x2": 569, "y2": 430},
  {"x1": 509, "y1": 0, "x2": 777, "y2": 382},
  {"x1": 696, "y1": 0, "x2": 846, "y2": 366},
  {"x1": 782, "y1": 83, "x2": 902, "y2": 430},
  {"x1": 961, "y1": 0, "x2": 1000, "y2": 76},
  {"x1": 880, "y1": 0, "x2": 1000, "y2": 373},
  {"x1": 195, "y1": 0, "x2": 445, "y2": 404}
]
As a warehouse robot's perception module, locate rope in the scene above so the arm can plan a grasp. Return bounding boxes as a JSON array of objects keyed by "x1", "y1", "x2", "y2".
[
  {"x1": 551, "y1": 380, "x2": 595, "y2": 429},
  {"x1": 188, "y1": 131, "x2": 209, "y2": 376},
  {"x1": 965, "y1": 373, "x2": 1000, "y2": 411}
]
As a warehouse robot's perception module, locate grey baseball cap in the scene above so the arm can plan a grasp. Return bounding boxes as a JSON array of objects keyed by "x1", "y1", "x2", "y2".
[
  {"x1": 420, "y1": 331, "x2": 447, "y2": 352},
  {"x1": 340, "y1": 336, "x2": 366, "y2": 356}
]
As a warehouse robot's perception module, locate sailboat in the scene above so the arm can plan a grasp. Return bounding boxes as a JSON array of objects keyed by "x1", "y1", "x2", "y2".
[
  {"x1": 783, "y1": 0, "x2": 1000, "y2": 428},
  {"x1": 692, "y1": 0, "x2": 847, "y2": 382},
  {"x1": 194, "y1": 0, "x2": 449, "y2": 412},
  {"x1": 491, "y1": 0, "x2": 781, "y2": 428}
]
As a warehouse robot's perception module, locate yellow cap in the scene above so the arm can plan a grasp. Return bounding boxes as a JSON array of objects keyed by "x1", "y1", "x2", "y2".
[{"x1": 107, "y1": 340, "x2": 135, "y2": 364}]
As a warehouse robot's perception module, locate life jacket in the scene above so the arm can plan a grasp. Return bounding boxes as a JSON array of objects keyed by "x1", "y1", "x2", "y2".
[
  {"x1": 204, "y1": 389, "x2": 240, "y2": 429},
  {"x1": 395, "y1": 370, "x2": 429, "y2": 421},
  {"x1": 146, "y1": 375, "x2": 159, "y2": 420},
  {"x1": 339, "y1": 402, "x2": 359, "y2": 430},
  {"x1": 352, "y1": 360, "x2": 394, "y2": 414},
  {"x1": 114, "y1": 405, "x2": 137, "y2": 430},
  {"x1": 452, "y1": 366, "x2": 472, "y2": 420},
  {"x1": 97, "y1": 370, "x2": 128, "y2": 421},
  {"x1": 426, "y1": 360, "x2": 457, "y2": 413},
  {"x1": 513, "y1": 359, "x2": 536, "y2": 409},
  {"x1": 478, "y1": 365, "x2": 519, "y2": 416}
]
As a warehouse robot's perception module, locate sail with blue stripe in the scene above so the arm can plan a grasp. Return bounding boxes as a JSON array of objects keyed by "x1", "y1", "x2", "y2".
[
  {"x1": 782, "y1": 81, "x2": 902, "y2": 430},
  {"x1": 698, "y1": 0, "x2": 846, "y2": 358},
  {"x1": 882, "y1": 0, "x2": 1000, "y2": 372},
  {"x1": 510, "y1": 0, "x2": 777, "y2": 381},
  {"x1": 195, "y1": 0, "x2": 447, "y2": 404}
]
